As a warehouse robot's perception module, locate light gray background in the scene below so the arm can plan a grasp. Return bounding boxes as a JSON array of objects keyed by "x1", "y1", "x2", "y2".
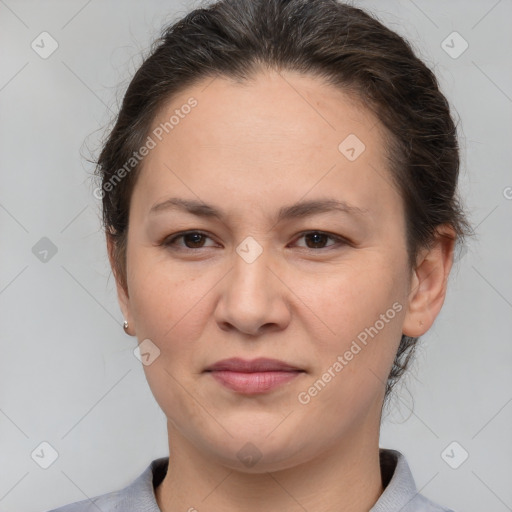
[{"x1": 1, "y1": 1, "x2": 511, "y2": 511}]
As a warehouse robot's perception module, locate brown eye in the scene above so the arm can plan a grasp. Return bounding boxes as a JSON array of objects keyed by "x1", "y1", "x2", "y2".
[
  {"x1": 181, "y1": 232, "x2": 207, "y2": 248},
  {"x1": 304, "y1": 232, "x2": 330, "y2": 249},
  {"x1": 163, "y1": 231, "x2": 216, "y2": 249},
  {"x1": 294, "y1": 231, "x2": 346, "y2": 250}
]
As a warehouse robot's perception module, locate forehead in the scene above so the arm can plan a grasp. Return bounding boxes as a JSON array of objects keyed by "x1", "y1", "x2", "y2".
[{"x1": 131, "y1": 69, "x2": 402, "y2": 225}]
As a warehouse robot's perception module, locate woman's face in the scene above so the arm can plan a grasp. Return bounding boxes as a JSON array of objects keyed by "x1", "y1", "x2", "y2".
[{"x1": 115, "y1": 69, "x2": 420, "y2": 471}]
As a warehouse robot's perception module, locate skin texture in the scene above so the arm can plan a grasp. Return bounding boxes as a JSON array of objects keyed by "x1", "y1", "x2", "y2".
[{"x1": 108, "y1": 69, "x2": 455, "y2": 512}]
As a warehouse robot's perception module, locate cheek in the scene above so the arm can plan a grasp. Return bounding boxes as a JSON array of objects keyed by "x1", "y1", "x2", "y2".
[
  {"x1": 129, "y1": 267, "x2": 214, "y2": 429},
  {"x1": 299, "y1": 255, "x2": 407, "y2": 410},
  {"x1": 308, "y1": 255, "x2": 406, "y2": 344},
  {"x1": 128, "y1": 255, "x2": 210, "y2": 342}
]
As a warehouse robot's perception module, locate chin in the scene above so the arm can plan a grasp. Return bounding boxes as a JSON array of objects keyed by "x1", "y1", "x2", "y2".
[{"x1": 194, "y1": 423, "x2": 315, "y2": 474}]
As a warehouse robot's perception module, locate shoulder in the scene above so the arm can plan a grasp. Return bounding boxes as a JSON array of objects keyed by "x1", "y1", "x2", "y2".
[
  {"x1": 373, "y1": 448, "x2": 457, "y2": 512},
  {"x1": 401, "y1": 489, "x2": 457, "y2": 512},
  {"x1": 44, "y1": 489, "x2": 124, "y2": 512},
  {"x1": 407, "y1": 493, "x2": 457, "y2": 512},
  {"x1": 44, "y1": 457, "x2": 169, "y2": 512}
]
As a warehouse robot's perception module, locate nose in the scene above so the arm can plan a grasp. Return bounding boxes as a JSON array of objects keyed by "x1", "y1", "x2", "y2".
[{"x1": 214, "y1": 245, "x2": 291, "y2": 337}]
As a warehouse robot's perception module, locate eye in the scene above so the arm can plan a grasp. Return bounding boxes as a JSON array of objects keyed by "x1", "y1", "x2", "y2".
[
  {"x1": 161, "y1": 230, "x2": 348, "y2": 252},
  {"x1": 162, "y1": 231, "x2": 218, "y2": 250},
  {"x1": 292, "y1": 231, "x2": 347, "y2": 250}
]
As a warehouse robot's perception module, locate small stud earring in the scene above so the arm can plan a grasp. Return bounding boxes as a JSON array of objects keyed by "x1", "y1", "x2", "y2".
[{"x1": 123, "y1": 320, "x2": 129, "y2": 332}]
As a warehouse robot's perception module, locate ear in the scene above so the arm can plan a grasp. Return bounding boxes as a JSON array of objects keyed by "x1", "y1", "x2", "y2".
[
  {"x1": 106, "y1": 233, "x2": 134, "y2": 335},
  {"x1": 402, "y1": 225, "x2": 456, "y2": 337}
]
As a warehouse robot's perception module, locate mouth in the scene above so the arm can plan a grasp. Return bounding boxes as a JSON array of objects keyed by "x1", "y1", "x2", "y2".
[{"x1": 204, "y1": 357, "x2": 305, "y2": 394}]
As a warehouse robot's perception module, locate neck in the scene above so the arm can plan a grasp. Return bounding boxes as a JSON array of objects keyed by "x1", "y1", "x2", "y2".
[{"x1": 156, "y1": 421, "x2": 384, "y2": 512}]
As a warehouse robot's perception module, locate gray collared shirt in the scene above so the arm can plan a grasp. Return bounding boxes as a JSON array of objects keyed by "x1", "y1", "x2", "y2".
[{"x1": 46, "y1": 448, "x2": 455, "y2": 511}]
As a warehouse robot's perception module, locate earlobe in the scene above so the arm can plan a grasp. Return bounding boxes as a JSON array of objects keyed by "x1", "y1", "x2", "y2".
[
  {"x1": 402, "y1": 226, "x2": 456, "y2": 338},
  {"x1": 106, "y1": 232, "x2": 134, "y2": 335}
]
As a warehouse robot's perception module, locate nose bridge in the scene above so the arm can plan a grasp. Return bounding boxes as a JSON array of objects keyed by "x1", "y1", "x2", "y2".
[
  {"x1": 231, "y1": 235, "x2": 274, "y2": 303},
  {"x1": 215, "y1": 236, "x2": 289, "y2": 335}
]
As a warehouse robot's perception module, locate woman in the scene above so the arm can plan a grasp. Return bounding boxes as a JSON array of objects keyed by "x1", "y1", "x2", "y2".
[{"x1": 48, "y1": 0, "x2": 471, "y2": 510}]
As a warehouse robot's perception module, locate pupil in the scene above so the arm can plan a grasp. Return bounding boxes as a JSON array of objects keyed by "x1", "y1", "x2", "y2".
[
  {"x1": 186, "y1": 233, "x2": 204, "y2": 247},
  {"x1": 307, "y1": 232, "x2": 326, "y2": 248}
]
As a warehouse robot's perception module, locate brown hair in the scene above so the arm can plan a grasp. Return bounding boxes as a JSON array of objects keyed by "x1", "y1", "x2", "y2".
[{"x1": 95, "y1": 0, "x2": 472, "y2": 404}]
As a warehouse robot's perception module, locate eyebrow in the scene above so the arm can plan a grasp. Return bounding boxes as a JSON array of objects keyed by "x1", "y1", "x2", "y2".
[{"x1": 149, "y1": 197, "x2": 369, "y2": 223}]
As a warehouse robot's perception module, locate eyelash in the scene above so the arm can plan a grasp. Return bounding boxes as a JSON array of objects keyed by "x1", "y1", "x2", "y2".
[{"x1": 161, "y1": 230, "x2": 349, "y2": 252}]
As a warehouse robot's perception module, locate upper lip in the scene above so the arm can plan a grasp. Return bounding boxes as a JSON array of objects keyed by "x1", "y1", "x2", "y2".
[{"x1": 205, "y1": 357, "x2": 303, "y2": 373}]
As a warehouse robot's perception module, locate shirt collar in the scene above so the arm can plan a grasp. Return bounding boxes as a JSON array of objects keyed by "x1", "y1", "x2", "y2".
[
  {"x1": 370, "y1": 448, "x2": 420, "y2": 511},
  {"x1": 115, "y1": 448, "x2": 429, "y2": 511}
]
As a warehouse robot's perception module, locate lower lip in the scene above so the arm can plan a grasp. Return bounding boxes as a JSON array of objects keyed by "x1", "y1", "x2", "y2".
[{"x1": 208, "y1": 370, "x2": 302, "y2": 394}]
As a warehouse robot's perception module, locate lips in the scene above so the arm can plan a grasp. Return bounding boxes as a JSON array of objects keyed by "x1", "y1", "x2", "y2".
[
  {"x1": 205, "y1": 357, "x2": 302, "y2": 373},
  {"x1": 204, "y1": 357, "x2": 304, "y2": 394}
]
